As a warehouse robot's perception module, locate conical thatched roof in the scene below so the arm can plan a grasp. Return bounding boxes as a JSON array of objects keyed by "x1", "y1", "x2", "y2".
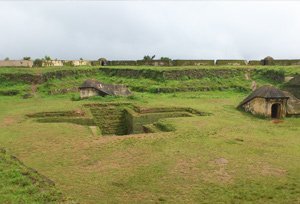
[
  {"x1": 80, "y1": 79, "x2": 100, "y2": 89},
  {"x1": 238, "y1": 85, "x2": 289, "y2": 107},
  {"x1": 264, "y1": 56, "x2": 274, "y2": 61},
  {"x1": 79, "y1": 79, "x2": 114, "y2": 95}
]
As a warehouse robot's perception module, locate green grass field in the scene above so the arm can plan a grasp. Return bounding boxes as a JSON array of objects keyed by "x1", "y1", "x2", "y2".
[
  {"x1": 0, "y1": 147, "x2": 67, "y2": 203},
  {"x1": 0, "y1": 65, "x2": 299, "y2": 74},
  {"x1": 0, "y1": 66, "x2": 299, "y2": 203}
]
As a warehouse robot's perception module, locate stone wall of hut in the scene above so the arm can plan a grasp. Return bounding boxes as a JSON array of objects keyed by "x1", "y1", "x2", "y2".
[
  {"x1": 242, "y1": 98, "x2": 288, "y2": 118},
  {"x1": 80, "y1": 88, "x2": 99, "y2": 98}
]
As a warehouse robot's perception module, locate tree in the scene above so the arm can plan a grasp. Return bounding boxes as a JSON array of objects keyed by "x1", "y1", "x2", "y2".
[
  {"x1": 80, "y1": 58, "x2": 83, "y2": 60},
  {"x1": 4, "y1": 57, "x2": 9, "y2": 61},
  {"x1": 160, "y1": 57, "x2": 171, "y2": 61},
  {"x1": 44, "y1": 55, "x2": 51, "y2": 61},
  {"x1": 33, "y1": 58, "x2": 43, "y2": 67},
  {"x1": 143, "y1": 55, "x2": 155, "y2": 61},
  {"x1": 23, "y1": 57, "x2": 31, "y2": 60}
]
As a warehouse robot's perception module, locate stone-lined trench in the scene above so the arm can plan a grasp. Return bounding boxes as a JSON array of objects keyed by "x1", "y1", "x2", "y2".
[{"x1": 27, "y1": 103, "x2": 210, "y2": 136}]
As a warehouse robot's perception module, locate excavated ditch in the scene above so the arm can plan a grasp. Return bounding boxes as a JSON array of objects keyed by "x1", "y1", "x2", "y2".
[{"x1": 28, "y1": 103, "x2": 210, "y2": 136}]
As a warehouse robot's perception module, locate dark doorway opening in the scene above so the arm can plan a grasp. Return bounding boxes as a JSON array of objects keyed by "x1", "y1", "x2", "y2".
[{"x1": 271, "y1": 103, "x2": 281, "y2": 118}]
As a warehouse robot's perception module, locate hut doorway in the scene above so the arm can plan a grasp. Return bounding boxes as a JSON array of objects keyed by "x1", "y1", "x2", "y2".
[{"x1": 271, "y1": 103, "x2": 281, "y2": 118}]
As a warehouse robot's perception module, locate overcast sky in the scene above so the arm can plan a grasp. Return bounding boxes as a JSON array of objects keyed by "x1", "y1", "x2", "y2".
[{"x1": 0, "y1": 1, "x2": 299, "y2": 60}]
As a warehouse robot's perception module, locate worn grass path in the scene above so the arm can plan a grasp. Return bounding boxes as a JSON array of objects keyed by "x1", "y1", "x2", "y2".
[{"x1": 0, "y1": 92, "x2": 299, "y2": 203}]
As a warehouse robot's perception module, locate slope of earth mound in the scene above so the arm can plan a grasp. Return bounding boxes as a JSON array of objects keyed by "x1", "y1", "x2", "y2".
[{"x1": 0, "y1": 148, "x2": 72, "y2": 203}]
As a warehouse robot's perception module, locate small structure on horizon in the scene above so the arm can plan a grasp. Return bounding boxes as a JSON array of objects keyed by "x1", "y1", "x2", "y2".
[
  {"x1": 79, "y1": 79, "x2": 132, "y2": 99},
  {"x1": 238, "y1": 85, "x2": 289, "y2": 118},
  {"x1": 262, "y1": 56, "x2": 274, "y2": 65}
]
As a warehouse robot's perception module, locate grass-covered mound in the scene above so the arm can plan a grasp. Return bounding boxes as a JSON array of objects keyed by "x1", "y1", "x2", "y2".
[
  {"x1": 0, "y1": 148, "x2": 70, "y2": 203},
  {"x1": 1, "y1": 65, "x2": 297, "y2": 97}
]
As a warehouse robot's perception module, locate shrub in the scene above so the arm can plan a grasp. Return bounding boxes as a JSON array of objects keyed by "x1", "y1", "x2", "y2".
[
  {"x1": 160, "y1": 57, "x2": 172, "y2": 61},
  {"x1": 71, "y1": 94, "x2": 81, "y2": 101},
  {"x1": 143, "y1": 55, "x2": 155, "y2": 61},
  {"x1": 44, "y1": 56, "x2": 51, "y2": 61},
  {"x1": 33, "y1": 59, "x2": 43, "y2": 67}
]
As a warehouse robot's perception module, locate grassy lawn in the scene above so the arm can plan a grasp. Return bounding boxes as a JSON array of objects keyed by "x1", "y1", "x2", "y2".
[
  {"x1": 0, "y1": 65, "x2": 299, "y2": 74},
  {"x1": 0, "y1": 90, "x2": 299, "y2": 203},
  {"x1": 0, "y1": 147, "x2": 67, "y2": 203}
]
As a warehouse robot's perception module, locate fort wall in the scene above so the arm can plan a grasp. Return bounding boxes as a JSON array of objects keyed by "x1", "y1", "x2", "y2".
[
  {"x1": 0, "y1": 60, "x2": 33, "y2": 67},
  {"x1": 1, "y1": 57, "x2": 300, "y2": 67}
]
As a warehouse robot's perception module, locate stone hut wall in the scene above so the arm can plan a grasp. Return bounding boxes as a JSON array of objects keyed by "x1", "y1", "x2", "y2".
[
  {"x1": 0, "y1": 60, "x2": 33, "y2": 67},
  {"x1": 265, "y1": 98, "x2": 288, "y2": 117},
  {"x1": 242, "y1": 97, "x2": 288, "y2": 117},
  {"x1": 80, "y1": 88, "x2": 99, "y2": 98},
  {"x1": 242, "y1": 98, "x2": 268, "y2": 116}
]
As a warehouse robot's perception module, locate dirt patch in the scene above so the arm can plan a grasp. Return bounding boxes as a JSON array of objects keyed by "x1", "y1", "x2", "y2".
[
  {"x1": 31, "y1": 84, "x2": 37, "y2": 94},
  {"x1": 249, "y1": 162, "x2": 287, "y2": 177},
  {"x1": 261, "y1": 165, "x2": 286, "y2": 176},
  {"x1": 201, "y1": 157, "x2": 233, "y2": 184},
  {"x1": 272, "y1": 120, "x2": 284, "y2": 124},
  {"x1": 74, "y1": 109, "x2": 85, "y2": 116},
  {"x1": 171, "y1": 158, "x2": 201, "y2": 178},
  {"x1": 208, "y1": 167, "x2": 232, "y2": 183},
  {"x1": 2, "y1": 116, "x2": 17, "y2": 126},
  {"x1": 214, "y1": 157, "x2": 229, "y2": 165}
]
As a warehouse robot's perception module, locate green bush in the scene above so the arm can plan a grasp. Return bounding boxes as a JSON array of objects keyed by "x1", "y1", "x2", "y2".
[{"x1": 33, "y1": 59, "x2": 43, "y2": 67}]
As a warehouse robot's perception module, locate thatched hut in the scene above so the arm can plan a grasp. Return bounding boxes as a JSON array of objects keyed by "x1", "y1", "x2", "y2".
[
  {"x1": 79, "y1": 79, "x2": 131, "y2": 99},
  {"x1": 238, "y1": 85, "x2": 289, "y2": 118}
]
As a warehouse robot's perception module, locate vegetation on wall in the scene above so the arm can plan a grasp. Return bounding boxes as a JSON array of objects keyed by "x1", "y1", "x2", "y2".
[
  {"x1": 143, "y1": 55, "x2": 156, "y2": 61},
  {"x1": 23, "y1": 57, "x2": 31, "y2": 60}
]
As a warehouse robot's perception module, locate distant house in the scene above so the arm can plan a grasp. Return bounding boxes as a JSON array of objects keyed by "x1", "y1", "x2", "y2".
[
  {"x1": 42, "y1": 60, "x2": 64, "y2": 67},
  {"x1": 79, "y1": 79, "x2": 131, "y2": 99},
  {"x1": 238, "y1": 85, "x2": 289, "y2": 118},
  {"x1": 64, "y1": 60, "x2": 91, "y2": 66}
]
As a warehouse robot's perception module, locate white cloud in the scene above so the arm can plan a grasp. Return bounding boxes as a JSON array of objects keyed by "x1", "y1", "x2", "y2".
[{"x1": 0, "y1": 1, "x2": 299, "y2": 60}]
